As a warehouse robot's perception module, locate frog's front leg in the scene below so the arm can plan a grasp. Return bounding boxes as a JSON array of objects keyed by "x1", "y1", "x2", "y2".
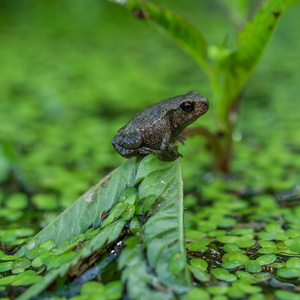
[{"x1": 159, "y1": 131, "x2": 182, "y2": 161}]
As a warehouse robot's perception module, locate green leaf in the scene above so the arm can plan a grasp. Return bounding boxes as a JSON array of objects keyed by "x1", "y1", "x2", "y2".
[
  {"x1": 190, "y1": 258, "x2": 208, "y2": 271},
  {"x1": 211, "y1": 268, "x2": 237, "y2": 282},
  {"x1": 17, "y1": 155, "x2": 190, "y2": 299},
  {"x1": 188, "y1": 265, "x2": 211, "y2": 282},
  {"x1": 119, "y1": 155, "x2": 191, "y2": 297},
  {"x1": 286, "y1": 257, "x2": 300, "y2": 269},
  {"x1": 124, "y1": 0, "x2": 209, "y2": 72},
  {"x1": 169, "y1": 252, "x2": 186, "y2": 274},
  {"x1": 275, "y1": 289, "x2": 300, "y2": 300},
  {"x1": 0, "y1": 261, "x2": 13, "y2": 272},
  {"x1": 17, "y1": 158, "x2": 137, "y2": 256},
  {"x1": 277, "y1": 267, "x2": 300, "y2": 278},
  {"x1": 244, "y1": 260, "x2": 263, "y2": 273},
  {"x1": 256, "y1": 254, "x2": 277, "y2": 265},
  {"x1": 218, "y1": 0, "x2": 292, "y2": 120}
]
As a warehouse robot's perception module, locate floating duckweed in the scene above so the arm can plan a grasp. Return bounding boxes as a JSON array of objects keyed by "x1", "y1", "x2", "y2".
[
  {"x1": 265, "y1": 223, "x2": 284, "y2": 233},
  {"x1": 217, "y1": 235, "x2": 239, "y2": 244},
  {"x1": 190, "y1": 258, "x2": 208, "y2": 271},
  {"x1": 188, "y1": 265, "x2": 211, "y2": 282},
  {"x1": 121, "y1": 203, "x2": 135, "y2": 221},
  {"x1": 197, "y1": 221, "x2": 217, "y2": 232},
  {"x1": 129, "y1": 218, "x2": 142, "y2": 235},
  {"x1": 32, "y1": 194, "x2": 59, "y2": 210},
  {"x1": 226, "y1": 253, "x2": 249, "y2": 264},
  {"x1": 231, "y1": 228, "x2": 254, "y2": 235},
  {"x1": 232, "y1": 279, "x2": 262, "y2": 294},
  {"x1": 187, "y1": 288, "x2": 210, "y2": 300},
  {"x1": 40, "y1": 240, "x2": 55, "y2": 251},
  {"x1": 75, "y1": 280, "x2": 124, "y2": 300},
  {"x1": 286, "y1": 229, "x2": 300, "y2": 238},
  {"x1": 227, "y1": 286, "x2": 245, "y2": 298},
  {"x1": 5, "y1": 193, "x2": 28, "y2": 210},
  {"x1": 221, "y1": 261, "x2": 241, "y2": 269},
  {"x1": 207, "y1": 286, "x2": 228, "y2": 295},
  {"x1": 215, "y1": 217, "x2": 236, "y2": 228},
  {"x1": 248, "y1": 293, "x2": 265, "y2": 300},
  {"x1": 187, "y1": 242, "x2": 208, "y2": 252},
  {"x1": 211, "y1": 268, "x2": 237, "y2": 282},
  {"x1": 11, "y1": 275, "x2": 43, "y2": 286},
  {"x1": 0, "y1": 262, "x2": 13, "y2": 272},
  {"x1": 56, "y1": 240, "x2": 72, "y2": 252},
  {"x1": 27, "y1": 247, "x2": 49, "y2": 260},
  {"x1": 207, "y1": 229, "x2": 226, "y2": 237},
  {"x1": 186, "y1": 230, "x2": 207, "y2": 240},
  {"x1": 277, "y1": 268, "x2": 300, "y2": 278},
  {"x1": 258, "y1": 240, "x2": 277, "y2": 248},
  {"x1": 235, "y1": 271, "x2": 255, "y2": 283},
  {"x1": 257, "y1": 231, "x2": 277, "y2": 240},
  {"x1": 286, "y1": 257, "x2": 300, "y2": 269},
  {"x1": 12, "y1": 258, "x2": 31, "y2": 270},
  {"x1": 31, "y1": 256, "x2": 44, "y2": 268},
  {"x1": 234, "y1": 237, "x2": 255, "y2": 248},
  {"x1": 257, "y1": 247, "x2": 280, "y2": 254},
  {"x1": 119, "y1": 187, "x2": 138, "y2": 202},
  {"x1": 212, "y1": 296, "x2": 228, "y2": 300},
  {"x1": 71, "y1": 234, "x2": 85, "y2": 244},
  {"x1": 285, "y1": 239, "x2": 300, "y2": 252},
  {"x1": 274, "y1": 289, "x2": 300, "y2": 300},
  {"x1": 0, "y1": 275, "x2": 16, "y2": 286},
  {"x1": 12, "y1": 268, "x2": 25, "y2": 274},
  {"x1": 244, "y1": 260, "x2": 262, "y2": 273},
  {"x1": 9, "y1": 238, "x2": 28, "y2": 246},
  {"x1": 223, "y1": 243, "x2": 243, "y2": 253},
  {"x1": 0, "y1": 255, "x2": 20, "y2": 261},
  {"x1": 256, "y1": 254, "x2": 277, "y2": 265}
]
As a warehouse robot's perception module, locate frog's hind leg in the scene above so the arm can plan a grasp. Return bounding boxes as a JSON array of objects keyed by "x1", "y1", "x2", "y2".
[{"x1": 112, "y1": 143, "x2": 138, "y2": 158}]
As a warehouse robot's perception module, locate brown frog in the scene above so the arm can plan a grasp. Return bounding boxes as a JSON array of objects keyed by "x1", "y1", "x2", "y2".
[{"x1": 112, "y1": 91, "x2": 209, "y2": 161}]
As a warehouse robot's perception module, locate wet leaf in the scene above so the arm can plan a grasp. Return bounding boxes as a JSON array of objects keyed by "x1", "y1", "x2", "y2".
[
  {"x1": 211, "y1": 268, "x2": 237, "y2": 282},
  {"x1": 11, "y1": 275, "x2": 43, "y2": 286},
  {"x1": 277, "y1": 268, "x2": 300, "y2": 278},
  {"x1": 286, "y1": 257, "x2": 300, "y2": 269},
  {"x1": 188, "y1": 265, "x2": 211, "y2": 282},
  {"x1": 12, "y1": 258, "x2": 31, "y2": 270},
  {"x1": 187, "y1": 288, "x2": 210, "y2": 300},
  {"x1": 169, "y1": 252, "x2": 186, "y2": 274},
  {"x1": 256, "y1": 254, "x2": 277, "y2": 265},
  {"x1": 0, "y1": 262, "x2": 13, "y2": 272},
  {"x1": 17, "y1": 158, "x2": 137, "y2": 256},
  {"x1": 190, "y1": 258, "x2": 208, "y2": 271},
  {"x1": 0, "y1": 275, "x2": 16, "y2": 286},
  {"x1": 244, "y1": 260, "x2": 263, "y2": 273}
]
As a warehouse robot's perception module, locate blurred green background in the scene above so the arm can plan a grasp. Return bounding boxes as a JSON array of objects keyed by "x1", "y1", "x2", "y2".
[{"x1": 0, "y1": 0, "x2": 299, "y2": 232}]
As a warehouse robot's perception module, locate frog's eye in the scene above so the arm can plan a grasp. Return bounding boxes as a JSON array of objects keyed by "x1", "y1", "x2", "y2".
[{"x1": 180, "y1": 101, "x2": 195, "y2": 113}]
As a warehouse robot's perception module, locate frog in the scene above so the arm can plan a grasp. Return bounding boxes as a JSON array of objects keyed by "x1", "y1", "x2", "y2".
[{"x1": 112, "y1": 91, "x2": 209, "y2": 161}]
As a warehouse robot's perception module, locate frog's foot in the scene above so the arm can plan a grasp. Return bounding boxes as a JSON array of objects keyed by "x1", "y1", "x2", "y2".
[
  {"x1": 159, "y1": 145, "x2": 182, "y2": 161},
  {"x1": 176, "y1": 134, "x2": 186, "y2": 145},
  {"x1": 137, "y1": 147, "x2": 163, "y2": 159}
]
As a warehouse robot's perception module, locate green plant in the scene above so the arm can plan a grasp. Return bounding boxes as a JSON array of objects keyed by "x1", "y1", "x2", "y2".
[{"x1": 110, "y1": 0, "x2": 298, "y2": 173}]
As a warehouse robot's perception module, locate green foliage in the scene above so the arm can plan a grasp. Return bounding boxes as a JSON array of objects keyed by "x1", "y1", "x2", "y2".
[
  {"x1": 0, "y1": 156, "x2": 191, "y2": 299},
  {"x1": 115, "y1": 0, "x2": 300, "y2": 172},
  {"x1": 0, "y1": 1, "x2": 299, "y2": 299}
]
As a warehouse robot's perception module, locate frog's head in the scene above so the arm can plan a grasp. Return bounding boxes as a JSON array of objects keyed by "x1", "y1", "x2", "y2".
[{"x1": 171, "y1": 91, "x2": 209, "y2": 129}]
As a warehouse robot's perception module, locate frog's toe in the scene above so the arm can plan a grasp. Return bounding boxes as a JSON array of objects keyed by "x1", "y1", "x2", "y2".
[{"x1": 176, "y1": 134, "x2": 186, "y2": 145}]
